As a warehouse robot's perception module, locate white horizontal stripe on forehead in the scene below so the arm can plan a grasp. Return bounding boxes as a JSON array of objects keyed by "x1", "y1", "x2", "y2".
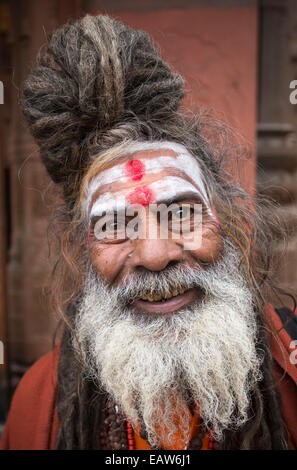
[
  {"x1": 83, "y1": 141, "x2": 210, "y2": 214},
  {"x1": 89, "y1": 176, "x2": 209, "y2": 220}
]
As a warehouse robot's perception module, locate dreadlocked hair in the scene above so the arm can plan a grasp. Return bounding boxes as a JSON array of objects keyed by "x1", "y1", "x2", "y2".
[
  {"x1": 20, "y1": 14, "x2": 293, "y2": 450},
  {"x1": 21, "y1": 14, "x2": 184, "y2": 205}
]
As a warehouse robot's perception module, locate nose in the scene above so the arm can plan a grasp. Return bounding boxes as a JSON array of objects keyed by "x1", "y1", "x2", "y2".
[{"x1": 130, "y1": 238, "x2": 184, "y2": 272}]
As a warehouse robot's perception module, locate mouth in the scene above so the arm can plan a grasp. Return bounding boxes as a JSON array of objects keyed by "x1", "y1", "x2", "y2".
[{"x1": 132, "y1": 287, "x2": 197, "y2": 314}]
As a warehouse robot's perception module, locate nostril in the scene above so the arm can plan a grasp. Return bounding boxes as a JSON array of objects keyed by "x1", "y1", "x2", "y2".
[
  {"x1": 163, "y1": 260, "x2": 181, "y2": 272},
  {"x1": 135, "y1": 260, "x2": 180, "y2": 276},
  {"x1": 130, "y1": 238, "x2": 184, "y2": 272}
]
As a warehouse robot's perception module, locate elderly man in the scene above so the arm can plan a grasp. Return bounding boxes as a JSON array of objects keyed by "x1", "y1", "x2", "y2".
[{"x1": 1, "y1": 14, "x2": 297, "y2": 450}]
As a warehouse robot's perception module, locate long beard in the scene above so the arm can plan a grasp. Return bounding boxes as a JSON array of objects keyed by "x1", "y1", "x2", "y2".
[{"x1": 74, "y1": 242, "x2": 262, "y2": 448}]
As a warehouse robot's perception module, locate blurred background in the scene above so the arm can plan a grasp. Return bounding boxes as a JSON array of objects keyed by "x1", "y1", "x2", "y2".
[{"x1": 0, "y1": 0, "x2": 297, "y2": 435}]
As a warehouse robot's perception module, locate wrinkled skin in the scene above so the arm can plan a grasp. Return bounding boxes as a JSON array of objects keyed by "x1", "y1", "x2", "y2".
[{"x1": 88, "y1": 148, "x2": 222, "y2": 314}]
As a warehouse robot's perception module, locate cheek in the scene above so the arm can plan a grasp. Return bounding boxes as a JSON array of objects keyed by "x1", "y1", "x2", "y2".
[
  {"x1": 89, "y1": 243, "x2": 128, "y2": 284},
  {"x1": 190, "y1": 224, "x2": 223, "y2": 264}
]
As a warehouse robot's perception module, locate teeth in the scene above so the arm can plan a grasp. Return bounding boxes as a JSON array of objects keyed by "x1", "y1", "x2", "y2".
[{"x1": 139, "y1": 288, "x2": 188, "y2": 302}]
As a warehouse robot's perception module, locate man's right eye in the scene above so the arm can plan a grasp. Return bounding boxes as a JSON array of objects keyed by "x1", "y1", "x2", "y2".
[
  {"x1": 93, "y1": 216, "x2": 127, "y2": 243},
  {"x1": 103, "y1": 220, "x2": 126, "y2": 233}
]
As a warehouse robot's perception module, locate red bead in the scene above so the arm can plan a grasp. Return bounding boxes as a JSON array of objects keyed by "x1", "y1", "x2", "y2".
[
  {"x1": 126, "y1": 419, "x2": 135, "y2": 450},
  {"x1": 208, "y1": 431, "x2": 215, "y2": 450}
]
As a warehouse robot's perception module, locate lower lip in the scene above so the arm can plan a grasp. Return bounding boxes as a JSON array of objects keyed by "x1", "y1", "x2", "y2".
[{"x1": 132, "y1": 288, "x2": 196, "y2": 314}]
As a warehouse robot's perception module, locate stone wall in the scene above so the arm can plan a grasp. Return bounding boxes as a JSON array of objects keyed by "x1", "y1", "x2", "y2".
[{"x1": 257, "y1": 0, "x2": 297, "y2": 303}]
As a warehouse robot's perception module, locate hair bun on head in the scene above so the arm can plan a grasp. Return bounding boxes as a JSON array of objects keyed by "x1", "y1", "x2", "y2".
[{"x1": 21, "y1": 14, "x2": 184, "y2": 193}]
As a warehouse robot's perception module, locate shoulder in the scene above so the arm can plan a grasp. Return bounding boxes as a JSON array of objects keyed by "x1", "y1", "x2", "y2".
[
  {"x1": 1, "y1": 345, "x2": 60, "y2": 450},
  {"x1": 265, "y1": 303, "x2": 297, "y2": 384},
  {"x1": 265, "y1": 304, "x2": 297, "y2": 448},
  {"x1": 13, "y1": 345, "x2": 60, "y2": 401}
]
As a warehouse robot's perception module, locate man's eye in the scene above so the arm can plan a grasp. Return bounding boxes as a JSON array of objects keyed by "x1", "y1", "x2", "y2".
[
  {"x1": 171, "y1": 206, "x2": 191, "y2": 219},
  {"x1": 93, "y1": 216, "x2": 127, "y2": 242},
  {"x1": 103, "y1": 221, "x2": 125, "y2": 232},
  {"x1": 168, "y1": 204, "x2": 203, "y2": 235},
  {"x1": 170, "y1": 208, "x2": 191, "y2": 231}
]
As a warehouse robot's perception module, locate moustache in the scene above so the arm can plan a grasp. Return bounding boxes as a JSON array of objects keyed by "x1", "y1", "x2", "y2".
[{"x1": 108, "y1": 263, "x2": 208, "y2": 305}]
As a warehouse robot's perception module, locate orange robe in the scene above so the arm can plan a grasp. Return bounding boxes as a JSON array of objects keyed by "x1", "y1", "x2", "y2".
[{"x1": 1, "y1": 305, "x2": 297, "y2": 450}]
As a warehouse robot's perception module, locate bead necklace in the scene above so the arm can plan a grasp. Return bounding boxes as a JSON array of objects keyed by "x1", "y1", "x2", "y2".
[
  {"x1": 187, "y1": 421, "x2": 216, "y2": 450},
  {"x1": 99, "y1": 397, "x2": 217, "y2": 450},
  {"x1": 126, "y1": 419, "x2": 135, "y2": 450},
  {"x1": 99, "y1": 398, "x2": 128, "y2": 449},
  {"x1": 126, "y1": 418, "x2": 216, "y2": 451}
]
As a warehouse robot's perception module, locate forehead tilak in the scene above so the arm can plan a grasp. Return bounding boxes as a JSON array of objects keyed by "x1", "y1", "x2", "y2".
[
  {"x1": 89, "y1": 176, "x2": 206, "y2": 219},
  {"x1": 83, "y1": 142, "x2": 209, "y2": 215}
]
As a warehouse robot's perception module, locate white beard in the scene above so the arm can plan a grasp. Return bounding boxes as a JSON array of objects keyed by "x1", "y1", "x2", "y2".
[{"x1": 74, "y1": 242, "x2": 262, "y2": 448}]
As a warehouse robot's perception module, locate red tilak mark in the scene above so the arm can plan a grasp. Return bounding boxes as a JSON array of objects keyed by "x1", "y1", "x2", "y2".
[
  {"x1": 124, "y1": 159, "x2": 145, "y2": 181},
  {"x1": 126, "y1": 185, "x2": 154, "y2": 207}
]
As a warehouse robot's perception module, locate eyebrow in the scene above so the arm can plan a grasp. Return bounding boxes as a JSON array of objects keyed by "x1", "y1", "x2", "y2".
[
  {"x1": 89, "y1": 192, "x2": 204, "y2": 225},
  {"x1": 90, "y1": 206, "x2": 127, "y2": 224},
  {"x1": 152, "y1": 191, "x2": 204, "y2": 206}
]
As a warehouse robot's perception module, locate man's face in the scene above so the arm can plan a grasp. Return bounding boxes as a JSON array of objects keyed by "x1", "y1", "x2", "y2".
[
  {"x1": 78, "y1": 142, "x2": 261, "y2": 448},
  {"x1": 86, "y1": 145, "x2": 222, "y2": 314}
]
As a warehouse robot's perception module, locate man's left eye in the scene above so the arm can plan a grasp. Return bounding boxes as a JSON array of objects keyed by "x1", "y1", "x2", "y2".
[{"x1": 172, "y1": 206, "x2": 191, "y2": 219}]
